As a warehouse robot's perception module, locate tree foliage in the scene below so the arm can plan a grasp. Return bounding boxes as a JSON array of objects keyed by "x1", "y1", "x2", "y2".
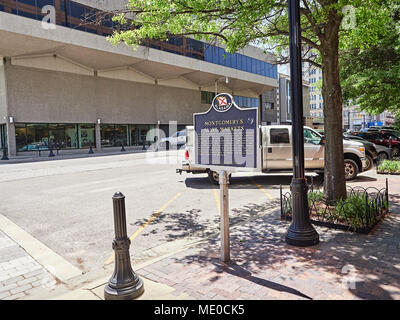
[{"x1": 340, "y1": 1, "x2": 400, "y2": 117}]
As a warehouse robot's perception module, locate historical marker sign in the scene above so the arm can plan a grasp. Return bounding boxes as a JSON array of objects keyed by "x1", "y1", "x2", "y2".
[{"x1": 194, "y1": 93, "x2": 260, "y2": 171}]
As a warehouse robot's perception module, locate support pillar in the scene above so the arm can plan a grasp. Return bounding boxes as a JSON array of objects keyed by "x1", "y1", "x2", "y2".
[
  {"x1": 95, "y1": 122, "x2": 101, "y2": 152},
  {"x1": 6, "y1": 121, "x2": 16, "y2": 157}
]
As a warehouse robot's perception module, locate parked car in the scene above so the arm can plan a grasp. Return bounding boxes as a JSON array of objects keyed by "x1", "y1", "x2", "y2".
[
  {"x1": 159, "y1": 129, "x2": 187, "y2": 147},
  {"x1": 343, "y1": 134, "x2": 377, "y2": 171},
  {"x1": 178, "y1": 125, "x2": 368, "y2": 183},
  {"x1": 357, "y1": 131, "x2": 400, "y2": 157}
]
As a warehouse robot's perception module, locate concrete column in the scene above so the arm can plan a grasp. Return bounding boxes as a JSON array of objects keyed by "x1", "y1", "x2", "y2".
[
  {"x1": 6, "y1": 121, "x2": 16, "y2": 156},
  {"x1": 95, "y1": 123, "x2": 101, "y2": 151}
]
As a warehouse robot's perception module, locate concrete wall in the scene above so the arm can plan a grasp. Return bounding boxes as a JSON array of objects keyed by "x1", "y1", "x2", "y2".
[{"x1": 5, "y1": 65, "x2": 207, "y2": 125}]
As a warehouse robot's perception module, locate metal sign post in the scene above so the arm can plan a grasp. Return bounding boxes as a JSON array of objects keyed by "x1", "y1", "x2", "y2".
[{"x1": 219, "y1": 170, "x2": 230, "y2": 262}]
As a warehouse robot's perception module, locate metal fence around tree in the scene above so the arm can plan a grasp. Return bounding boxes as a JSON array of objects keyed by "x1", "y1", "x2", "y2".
[{"x1": 280, "y1": 180, "x2": 389, "y2": 234}]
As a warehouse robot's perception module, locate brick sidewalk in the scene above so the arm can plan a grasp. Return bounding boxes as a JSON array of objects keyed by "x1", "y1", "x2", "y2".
[
  {"x1": 0, "y1": 231, "x2": 55, "y2": 300},
  {"x1": 133, "y1": 173, "x2": 400, "y2": 300}
]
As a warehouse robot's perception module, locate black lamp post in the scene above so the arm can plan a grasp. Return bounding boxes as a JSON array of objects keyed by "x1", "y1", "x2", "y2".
[{"x1": 285, "y1": 0, "x2": 319, "y2": 247}]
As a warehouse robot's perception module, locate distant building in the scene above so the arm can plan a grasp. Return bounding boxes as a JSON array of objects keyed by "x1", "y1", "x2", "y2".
[
  {"x1": 260, "y1": 73, "x2": 310, "y2": 125},
  {"x1": 302, "y1": 62, "x2": 323, "y2": 128}
]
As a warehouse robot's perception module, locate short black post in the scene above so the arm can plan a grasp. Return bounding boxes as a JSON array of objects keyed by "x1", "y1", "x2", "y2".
[
  {"x1": 1, "y1": 147, "x2": 8, "y2": 161},
  {"x1": 36, "y1": 144, "x2": 41, "y2": 157},
  {"x1": 55, "y1": 143, "x2": 60, "y2": 156},
  {"x1": 154, "y1": 137, "x2": 158, "y2": 152},
  {"x1": 166, "y1": 140, "x2": 170, "y2": 151},
  {"x1": 389, "y1": 137, "x2": 393, "y2": 159},
  {"x1": 386, "y1": 177, "x2": 389, "y2": 211},
  {"x1": 142, "y1": 140, "x2": 146, "y2": 150},
  {"x1": 48, "y1": 143, "x2": 55, "y2": 157},
  {"x1": 121, "y1": 137, "x2": 126, "y2": 152},
  {"x1": 280, "y1": 184, "x2": 284, "y2": 220},
  {"x1": 104, "y1": 192, "x2": 144, "y2": 300},
  {"x1": 88, "y1": 141, "x2": 94, "y2": 154}
]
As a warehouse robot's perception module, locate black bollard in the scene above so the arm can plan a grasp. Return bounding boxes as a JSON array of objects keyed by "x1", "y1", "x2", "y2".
[
  {"x1": 166, "y1": 140, "x2": 170, "y2": 151},
  {"x1": 88, "y1": 141, "x2": 94, "y2": 154},
  {"x1": 48, "y1": 143, "x2": 55, "y2": 157},
  {"x1": 104, "y1": 192, "x2": 144, "y2": 300},
  {"x1": 121, "y1": 139, "x2": 126, "y2": 152},
  {"x1": 142, "y1": 140, "x2": 146, "y2": 150},
  {"x1": 1, "y1": 148, "x2": 8, "y2": 161},
  {"x1": 389, "y1": 137, "x2": 393, "y2": 160}
]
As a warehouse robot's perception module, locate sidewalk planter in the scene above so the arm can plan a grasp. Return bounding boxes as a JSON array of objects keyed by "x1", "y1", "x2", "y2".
[
  {"x1": 377, "y1": 160, "x2": 400, "y2": 175},
  {"x1": 280, "y1": 184, "x2": 389, "y2": 234}
]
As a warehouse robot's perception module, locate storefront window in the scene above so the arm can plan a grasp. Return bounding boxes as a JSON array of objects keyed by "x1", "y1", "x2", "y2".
[
  {"x1": 78, "y1": 124, "x2": 95, "y2": 148},
  {"x1": 25, "y1": 124, "x2": 49, "y2": 151},
  {"x1": 48, "y1": 124, "x2": 78, "y2": 149},
  {"x1": 0, "y1": 124, "x2": 7, "y2": 149},
  {"x1": 101, "y1": 124, "x2": 129, "y2": 147},
  {"x1": 130, "y1": 124, "x2": 155, "y2": 146}
]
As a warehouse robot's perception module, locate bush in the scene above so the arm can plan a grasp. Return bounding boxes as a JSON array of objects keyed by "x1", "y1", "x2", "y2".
[{"x1": 378, "y1": 160, "x2": 400, "y2": 173}]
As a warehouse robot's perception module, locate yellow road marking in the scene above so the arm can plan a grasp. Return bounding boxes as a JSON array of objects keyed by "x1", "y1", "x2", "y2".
[
  {"x1": 212, "y1": 185, "x2": 221, "y2": 214},
  {"x1": 104, "y1": 192, "x2": 183, "y2": 265},
  {"x1": 252, "y1": 180, "x2": 274, "y2": 200}
]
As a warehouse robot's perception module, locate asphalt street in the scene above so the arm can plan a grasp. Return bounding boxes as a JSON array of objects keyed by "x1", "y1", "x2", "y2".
[{"x1": 0, "y1": 150, "x2": 331, "y2": 274}]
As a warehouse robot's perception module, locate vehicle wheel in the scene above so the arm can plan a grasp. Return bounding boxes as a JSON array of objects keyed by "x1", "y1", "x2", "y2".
[
  {"x1": 392, "y1": 147, "x2": 400, "y2": 158},
  {"x1": 207, "y1": 171, "x2": 232, "y2": 185},
  {"x1": 362, "y1": 155, "x2": 373, "y2": 171},
  {"x1": 208, "y1": 170, "x2": 219, "y2": 185},
  {"x1": 377, "y1": 152, "x2": 388, "y2": 162},
  {"x1": 344, "y1": 159, "x2": 359, "y2": 180}
]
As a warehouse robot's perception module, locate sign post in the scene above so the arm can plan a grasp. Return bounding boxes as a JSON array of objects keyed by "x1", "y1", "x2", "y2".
[
  {"x1": 194, "y1": 93, "x2": 260, "y2": 261},
  {"x1": 219, "y1": 170, "x2": 230, "y2": 262}
]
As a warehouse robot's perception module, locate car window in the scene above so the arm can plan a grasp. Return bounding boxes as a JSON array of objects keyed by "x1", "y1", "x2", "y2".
[
  {"x1": 270, "y1": 128, "x2": 290, "y2": 144},
  {"x1": 177, "y1": 130, "x2": 186, "y2": 137},
  {"x1": 303, "y1": 129, "x2": 321, "y2": 145}
]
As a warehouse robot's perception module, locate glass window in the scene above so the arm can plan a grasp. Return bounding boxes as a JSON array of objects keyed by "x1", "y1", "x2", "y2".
[
  {"x1": 201, "y1": 91, "x2": 215, "y2": 104},
  {"x1": 303, "y1": 129, "x2": 322, "y2": 145},
  {"x1": 49, "y1": 124, "x2": 78, "y2": 149},
  {"x1": 270, "y1": 128, "x2": 290, "y2": 144},
  {"x1": 101, "y1": 124, "x2": 128, "y2": 147},
  {"x1": 251, "y1": 58, "x2": 256, "y2": 74},
  {"x1": 25, "y1": 124, "x2": 49, "y2": 151},
  {"x1": 78, "y1": 124, "x2": 96, "y2": 148}
]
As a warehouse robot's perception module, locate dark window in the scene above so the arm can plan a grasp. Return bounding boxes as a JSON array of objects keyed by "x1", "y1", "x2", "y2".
[
  {"x1": 201, "y1": 91, "x2": 215, "y2": 104},
  {"x1": 270, "y1": 128, "x2": 290, "y2": 144}
]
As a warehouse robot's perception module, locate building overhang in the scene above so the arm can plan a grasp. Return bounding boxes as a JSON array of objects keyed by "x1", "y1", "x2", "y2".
[{"x1": 0, "y1": 12, "x2": 277, "y2": 97}]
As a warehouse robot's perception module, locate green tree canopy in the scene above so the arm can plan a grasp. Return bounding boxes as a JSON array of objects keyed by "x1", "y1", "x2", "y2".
[{"x1": 340, "y1": 1, "x2": 400, "y2": 118}]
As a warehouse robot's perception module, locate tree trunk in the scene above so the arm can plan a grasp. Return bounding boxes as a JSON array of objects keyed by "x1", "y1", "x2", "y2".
[{"x1": 321, "y1": 24, "x2": 347, "y2": 202}]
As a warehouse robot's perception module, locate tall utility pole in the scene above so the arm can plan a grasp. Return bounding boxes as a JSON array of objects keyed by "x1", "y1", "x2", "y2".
[{"x1": 285, "y1": 0, "x2": 319, "y2": 247}]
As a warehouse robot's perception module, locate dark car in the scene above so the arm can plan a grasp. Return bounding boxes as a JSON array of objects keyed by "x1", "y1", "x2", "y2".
[
  {"x1": 357, "y1": 131, "x2": 400, "y2": 157},
  {"x1": 343, "y1": 134, "x2": 377, "y2": 171}
]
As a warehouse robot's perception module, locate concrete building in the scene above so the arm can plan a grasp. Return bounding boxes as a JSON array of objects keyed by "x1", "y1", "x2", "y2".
[
  {"x1": 302, "y1": 62, "x2": 324, "y2": 128},
  {"x1": 0, "y1": 0, "x2": 278, "y2": 156},
  {"x1": 260, "y1": 73, "x2": 310, "y2": 125},
  {"x1": 343, "y1": 104, "x2": 396, "y2": 131}
]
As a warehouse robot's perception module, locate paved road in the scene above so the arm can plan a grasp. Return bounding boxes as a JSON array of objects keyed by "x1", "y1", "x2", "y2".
[{"x1": 0, "y1": 150, "x2": 290, "y2": 274}]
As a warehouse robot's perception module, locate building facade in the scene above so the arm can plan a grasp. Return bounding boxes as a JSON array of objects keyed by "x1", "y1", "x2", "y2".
[
  {"x1": 260, "y1": 73, "x2": 310, "y2": 125},
  {"x1": 302, "y1": 62, "x2": 324, "y2": 128},
  {"x1": 0, "y1": 0, "x2": 278, "y2": 156}
]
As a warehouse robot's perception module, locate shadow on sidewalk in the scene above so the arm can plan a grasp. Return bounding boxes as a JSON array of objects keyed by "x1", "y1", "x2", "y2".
[{"x1": 213, "y1": 260, "x2": 313, "y2": 300}]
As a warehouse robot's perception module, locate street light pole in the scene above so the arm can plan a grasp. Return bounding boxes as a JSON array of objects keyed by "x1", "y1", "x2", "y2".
[{"x1": 285, "y1": 0, "x2": 319, "y2": 247}]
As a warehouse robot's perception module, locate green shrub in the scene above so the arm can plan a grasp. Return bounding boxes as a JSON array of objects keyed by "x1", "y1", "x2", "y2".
[{"x1": 378, "y1": 160, "x2": 400, "y2": 173}]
